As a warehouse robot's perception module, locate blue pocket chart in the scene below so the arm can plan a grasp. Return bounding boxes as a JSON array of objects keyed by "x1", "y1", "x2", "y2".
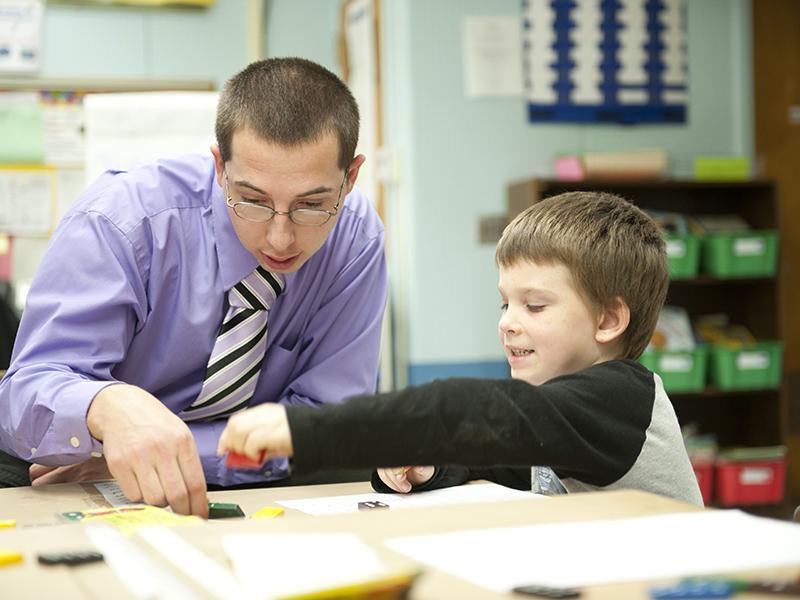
[{"x1": 522, "y1": 0, "x2": 687, "y2": 124}]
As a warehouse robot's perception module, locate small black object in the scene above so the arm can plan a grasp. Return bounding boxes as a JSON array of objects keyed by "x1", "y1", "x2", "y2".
[
  {"x1": 357, "y1": 500, "x2": 389, "y2": 510},
  {"x1": 37, "y1": 550, "x2": 104, "y2": 566},
  {"x1": 511, "y1": 584, "x2": 582, "y2": 598}
]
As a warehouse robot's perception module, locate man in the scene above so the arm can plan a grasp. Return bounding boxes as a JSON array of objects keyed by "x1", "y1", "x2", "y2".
[{"x1": 0, "y1": 58, "x2": 387, "y2": 517}]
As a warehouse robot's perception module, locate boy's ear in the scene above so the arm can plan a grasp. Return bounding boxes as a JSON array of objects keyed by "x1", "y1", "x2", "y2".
[{"x1": 595, "y1": 296, "x2": 630, "y2": 345}]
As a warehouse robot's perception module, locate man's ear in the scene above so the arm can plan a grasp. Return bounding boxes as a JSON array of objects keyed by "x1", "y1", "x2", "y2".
[
  {"x1": 595, "y1": 296, "x2": 630, "y2": 345},
  {"x1": 210, "y1": 144, "x2": 224, "y2": 187},
  {"x1": 344, "y1": 154, "x2": 366, "y2": 194}
]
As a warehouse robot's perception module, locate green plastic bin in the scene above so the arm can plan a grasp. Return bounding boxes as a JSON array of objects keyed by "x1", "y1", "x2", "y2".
[
  {"x1": 665, "y1": 234, "x2": 700, "y2": 279},
  {"x1": 701, "y1": 231, "x2": 778, "y2": 278},
  {"x1": 640, "y1": 347, "x2": 708, "y2": 393},
  {"x1": 708, "y1": 342, "x2": 783, "y2": 390}
]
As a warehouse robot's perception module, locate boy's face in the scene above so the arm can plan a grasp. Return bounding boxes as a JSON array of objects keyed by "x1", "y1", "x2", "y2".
[
  {"x1": 212, "y1": 128, "x2": 363, "y2": 274},
  {"x1": 498, "y1": 260, "x2": 603, "y2": 386}
]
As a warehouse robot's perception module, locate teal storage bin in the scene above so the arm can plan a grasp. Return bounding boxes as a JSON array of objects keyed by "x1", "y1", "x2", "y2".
[
  {"x1": 708, "y1": 342, "x2": 783, "y2": 390},
  {"x1": 640, "y1": 347, "x2": 708, "y2": 393},
  {"x1": 701, "y1": 231, "x2": 778, "y2": 278}
]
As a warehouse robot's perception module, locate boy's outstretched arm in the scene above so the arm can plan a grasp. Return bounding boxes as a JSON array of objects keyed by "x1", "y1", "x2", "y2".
[{"x1": 218, "y1": 361, "x2": 654, "y2": 489}]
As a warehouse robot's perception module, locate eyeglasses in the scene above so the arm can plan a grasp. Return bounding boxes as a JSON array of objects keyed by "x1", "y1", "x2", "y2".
[{"x1": 224, "y1": 170, "x2": 347, "y2": 227}]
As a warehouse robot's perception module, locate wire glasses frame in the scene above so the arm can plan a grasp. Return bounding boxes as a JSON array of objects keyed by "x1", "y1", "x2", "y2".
[{"x1": 224, "y1": 170, "x2": 348, "y2": 227}]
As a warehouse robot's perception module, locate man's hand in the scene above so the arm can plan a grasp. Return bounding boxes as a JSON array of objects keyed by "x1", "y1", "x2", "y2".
[
  {"x1": 377, "y1": 466, "x2": 435, "y2": 493},
  {"x1": 30, "y1": 456, "x2": 112, "y2": 485},
  {"x1": 217, "y1": 403, "x2": 293, "y2": 462},
  {"x1": 87, "y1": 384, "x2": 208, "y2": 517}
]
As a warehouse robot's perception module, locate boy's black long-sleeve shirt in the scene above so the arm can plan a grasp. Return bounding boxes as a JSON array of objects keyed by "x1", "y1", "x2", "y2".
[{"x1": 285, "y1": 360, "x2": 702, "y2": 505}]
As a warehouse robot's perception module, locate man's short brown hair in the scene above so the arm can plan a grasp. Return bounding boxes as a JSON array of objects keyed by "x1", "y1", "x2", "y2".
[
  {"x1": 215, "y1": 57, "x2": 359, "y2": 169},
  {"x1": 496, "y1": 191, "x2": 668, "y2": 359}
]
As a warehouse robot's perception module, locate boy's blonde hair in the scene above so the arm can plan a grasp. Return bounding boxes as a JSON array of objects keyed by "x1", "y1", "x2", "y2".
[{"x1": 496, "y1": 191, "x2": 667, "y2": 360}]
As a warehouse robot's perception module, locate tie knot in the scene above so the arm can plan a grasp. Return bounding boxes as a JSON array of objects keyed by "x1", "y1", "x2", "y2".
[{"x1": 229, "y1": 267, "x2": 284, "y2": 310}]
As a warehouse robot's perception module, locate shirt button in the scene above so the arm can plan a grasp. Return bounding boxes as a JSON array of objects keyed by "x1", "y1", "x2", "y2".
[
  {"x1": 263, "y1": 469, "x2": 272, "y2": 477},
  {"x1": 70, "y1": 437, "x2": 80, "y2": 448},
  {"x1": 30, "y1": 447, "x2": 36, "y2": 455},
  {"x1": 91, "y1": 451, "x2": 102, "y2": 458}
]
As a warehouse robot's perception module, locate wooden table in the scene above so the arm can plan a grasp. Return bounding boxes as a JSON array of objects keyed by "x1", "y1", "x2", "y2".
[{"x1": 0, "y1": 482, "x2": 796, "y2": 599}]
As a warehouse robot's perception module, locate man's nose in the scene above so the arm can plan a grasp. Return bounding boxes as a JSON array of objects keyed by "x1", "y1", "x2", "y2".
[{"x1": 265, "y1": 214, "x2": 295, "y2": 250}]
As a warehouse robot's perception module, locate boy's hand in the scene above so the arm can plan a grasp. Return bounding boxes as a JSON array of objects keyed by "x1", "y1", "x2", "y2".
[
  {"x1": 217, "y1": 403, "x2": 293, "y2": 462},
  {"x1": 377, "y1": 466, "x2": 434, "y2": 493}
]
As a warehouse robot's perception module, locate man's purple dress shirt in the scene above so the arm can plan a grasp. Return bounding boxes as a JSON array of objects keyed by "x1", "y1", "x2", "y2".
[{"x1": 0, "y1": 154, "x2": 387, "y2": 485}]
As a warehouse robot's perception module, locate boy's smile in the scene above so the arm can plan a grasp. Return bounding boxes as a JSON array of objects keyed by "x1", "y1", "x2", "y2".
[{"x1": 498, "y1": 260, "x2": 605, "y2": 386}]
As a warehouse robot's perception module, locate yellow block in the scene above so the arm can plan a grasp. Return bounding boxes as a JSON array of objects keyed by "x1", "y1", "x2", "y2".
[
  {"x1": 251, "y1": 506, "x2": 285, "y2": 519},
  {"x1": 0, "y1": 519, "x2": 16, "y2": 529},
  {"x1": 0, "y1": 548, "x2": 22, "y2": 567}
]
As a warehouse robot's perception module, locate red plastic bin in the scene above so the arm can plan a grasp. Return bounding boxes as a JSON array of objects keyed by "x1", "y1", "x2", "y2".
[
  {"x1": 715, "y1": 458, "x2": 785, "y2": 506},
  {"x1": 691, "y1": 461, "x2": 714, "y2": 505}
]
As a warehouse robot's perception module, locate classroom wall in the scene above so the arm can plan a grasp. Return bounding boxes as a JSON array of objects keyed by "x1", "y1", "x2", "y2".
[
  {"x1": 378, "y1": 0, "x2": 754, "y2": 385},
  {"x1": 264, "y1": 0, "x2": 341, "y2": 73},
  {"x1": 40, "y1": 2, "x2": 250, "y2": 85}
]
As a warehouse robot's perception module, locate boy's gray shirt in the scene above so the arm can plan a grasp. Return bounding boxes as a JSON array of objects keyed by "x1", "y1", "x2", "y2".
[{"x1": 558, "y1": 373, "x2": 701, "y2": 505}]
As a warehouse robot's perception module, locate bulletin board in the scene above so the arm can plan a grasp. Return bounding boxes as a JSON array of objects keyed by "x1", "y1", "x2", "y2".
[
  {"x1": 522, "y1": 0, "x2": 687, "y2": 124},
  {"x1": 0, "y1": 78, "x2": 214, "y2": 232},
  {"x1": 0, "y1": 78, "x2": 213, "y2": 302}
]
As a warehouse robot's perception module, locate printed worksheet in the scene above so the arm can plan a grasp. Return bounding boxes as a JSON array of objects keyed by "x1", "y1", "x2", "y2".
[{"x1": 277, "y1": 482, "x2": 540, "y2": 516}]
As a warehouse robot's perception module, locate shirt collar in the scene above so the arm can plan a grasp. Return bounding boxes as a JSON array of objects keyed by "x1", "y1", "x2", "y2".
[{"x1": 211, "y1": 177, "x2": 258, "y2": 292}]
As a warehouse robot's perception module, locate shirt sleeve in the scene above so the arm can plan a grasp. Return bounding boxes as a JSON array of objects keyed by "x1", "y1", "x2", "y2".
[
  {"x1": 200, "y1": 231, "x2": 388, "y2": 486},
  {"x1": 0, "y1": 211, "x2": 146, "y2": 464},
  {"x1": 287, "y1": 361, "x2": 655, "y2": 488}
]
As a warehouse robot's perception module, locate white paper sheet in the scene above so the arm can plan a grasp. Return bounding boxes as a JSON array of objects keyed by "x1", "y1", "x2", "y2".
[
  {"x1": 0, "y1": 167, "x2": 53, "y2": 235},
  {"x1": 0, "y1": 0, "x2": 43, "y2": 74},
  {"x1": 276, "y1": 482, "x2": 539, "y2": 516},
  {"x1": 385, "y1": 509, "x2": 800, "y2": 593},
  {"x1": 462, "y1": 16, "x2": 523, "y2": 97},
  {"x1": 223, "y1": 533, "x2": 386, "y2": 600},
  {"x1": 83, "y1": 91, "x2": 218, "y2": 185}
]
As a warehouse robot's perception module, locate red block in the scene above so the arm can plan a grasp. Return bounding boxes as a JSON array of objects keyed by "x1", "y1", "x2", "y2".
[{"x1": 225, "y1": 451, "x2": 266, "y2": 469}]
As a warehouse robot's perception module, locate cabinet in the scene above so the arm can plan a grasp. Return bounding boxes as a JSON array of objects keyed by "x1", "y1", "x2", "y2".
[{"x1": 507, "y1": 179, "x2": 789, "y2": 510}]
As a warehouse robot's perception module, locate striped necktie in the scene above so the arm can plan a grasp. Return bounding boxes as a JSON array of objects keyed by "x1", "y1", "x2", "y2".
[{"x1": 180, "y1": 267, "x2": 284, "y2": 422}]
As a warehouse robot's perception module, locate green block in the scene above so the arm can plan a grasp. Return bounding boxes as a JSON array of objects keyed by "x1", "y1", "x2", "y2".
[
  {"x1": 207, "y1": 502, "x2": 245, "y2": 519},
  {"x1": 693, "y1": 156, "x2": 750, "y2": 180}
]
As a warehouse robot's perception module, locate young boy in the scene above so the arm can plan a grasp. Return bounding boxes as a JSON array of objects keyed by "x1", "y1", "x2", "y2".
[{"x1": 218, "y1": 191, "x2": 703, "y2": 506}]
